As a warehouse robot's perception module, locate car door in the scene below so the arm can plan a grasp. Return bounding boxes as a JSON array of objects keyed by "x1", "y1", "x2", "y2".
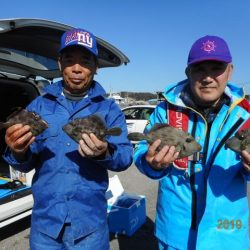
[
  {"x1": 123, "y1": 106, "x2": 155, "y2": 134},
  {"x1": 0, "y1": 18, "x2": 130, "y2": 80}
]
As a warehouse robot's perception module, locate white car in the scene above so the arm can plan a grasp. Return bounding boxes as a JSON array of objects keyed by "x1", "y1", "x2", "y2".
[
  {"x1": 0, "y1": 18, "x2": 129, "y2": 228},
  {"x1": 122, "y1": 105, "x2": 156, "y2": 134}
]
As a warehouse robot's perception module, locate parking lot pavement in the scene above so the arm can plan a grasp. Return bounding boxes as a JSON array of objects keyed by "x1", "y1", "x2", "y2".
[
  {"x1": 0, "y1": 163, "x2": 249, "y2": 250},
  {"x1": 0, "y1": 163, "x2": 158, "y2": 250},
  {"x1": 0, "y1": 216, "x2": 30, "y2": 250}
]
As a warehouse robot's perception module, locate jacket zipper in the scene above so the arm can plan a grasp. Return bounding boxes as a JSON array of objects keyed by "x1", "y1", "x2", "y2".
[
  {"x1": 204, "y1": 117, "x2": 244, "y2": 178},
  {"x1": 190, "y1": 114, "x2": 200, "y2": 230}
]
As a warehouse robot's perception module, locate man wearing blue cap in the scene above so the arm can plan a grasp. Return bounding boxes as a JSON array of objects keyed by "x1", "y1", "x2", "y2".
[
  {"x1": 134, "y1": 35, "x2": 250, "y2": 249},
  {"x1": 3, "y1": 28, "x2": 133, "y2": 249}
]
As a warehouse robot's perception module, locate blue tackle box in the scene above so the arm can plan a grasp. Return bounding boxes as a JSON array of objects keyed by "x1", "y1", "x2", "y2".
[{"x1": 106, "y1": 175, "x2": 146, "y2": 236}]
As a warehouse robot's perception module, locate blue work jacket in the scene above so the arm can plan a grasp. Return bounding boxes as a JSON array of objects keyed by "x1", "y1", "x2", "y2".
[
  {"x1": 134, "y1": 81, "x2": 250, "y2": 250},
  {"x1": 4, "y1": 80, "x2": 133, "y2": 240}
]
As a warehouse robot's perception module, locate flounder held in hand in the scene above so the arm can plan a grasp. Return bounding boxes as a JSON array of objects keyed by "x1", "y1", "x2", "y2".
[
  {"x1": 0, "y1": 108, "x2": 48, "y2": 136},
  {"x1": 128, "y1": 123, "x2": 202, "y2": 159},
  {"x1": 62, "y1": 114, "x2": 122, "y2": 143},
  {"x1": 225, "y1": 128, "x2": 250, "y2": 153}
]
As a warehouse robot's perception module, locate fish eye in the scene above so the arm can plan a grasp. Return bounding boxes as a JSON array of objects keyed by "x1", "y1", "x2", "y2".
[
  {"x1": 237, "y1": 134, "x2": 245, "y2": 140},
  {"x1": 186, "y1": 138, "x2": 193, "y2": 143},
  {"x1": 34, "y1": 114, "x2": 40, "y2": 120}
]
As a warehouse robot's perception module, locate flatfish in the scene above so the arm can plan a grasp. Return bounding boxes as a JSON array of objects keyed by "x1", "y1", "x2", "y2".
[
  {"x1": 225, "y1": 128, "x2": 250, "y2": 153},
  {"x1": 0, "y1": 108, "x2": 48, "y2": 136},
  {"x1": 128, "y1": 123, "x2": 202, "y2": 159},
  {"x1": 63, "y1": 114, "x2": 122, "y2": 143}
]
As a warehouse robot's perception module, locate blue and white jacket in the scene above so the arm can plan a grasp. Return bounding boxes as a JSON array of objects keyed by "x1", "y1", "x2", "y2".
[
  {"x1": 134, "y1": 80, "x2": 250, "y2": 250},
  {"x1": 3, "y1": 80, "x2": 133, "y2": 240}
]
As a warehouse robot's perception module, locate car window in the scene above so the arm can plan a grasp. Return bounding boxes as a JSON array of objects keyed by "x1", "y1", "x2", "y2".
[
  {"x1": 123, "y1": 107, "x2": 154, "y2": 120},
  {"x1": 1, "y1": 48, "x2": 58, "y2": 70},
  {"x1": 141, "y1": 108, "x2": 154, "y2": 120},
  {"x1": 123, "y1": 108, "x2": 141, "y2": 120}
]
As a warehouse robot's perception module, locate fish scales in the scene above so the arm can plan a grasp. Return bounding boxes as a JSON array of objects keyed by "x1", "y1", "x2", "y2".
[
  {"x1": 128, "y1": 123, "x2": 202, "y2": 159},
  {"x1": 62, "y1": 114, "x2": 122, "y2": 143},
  {"x1": 225, "y1": 128, "x2": 250, "y2": 153}
]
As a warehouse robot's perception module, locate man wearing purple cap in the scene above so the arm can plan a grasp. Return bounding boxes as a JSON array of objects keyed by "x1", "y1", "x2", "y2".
[
  {"x1": 3, "y1": 28, "x2": 133, "y2": 249},
  {"x1": 134, "y1": 35, "x2": 250, "y2": 249}
]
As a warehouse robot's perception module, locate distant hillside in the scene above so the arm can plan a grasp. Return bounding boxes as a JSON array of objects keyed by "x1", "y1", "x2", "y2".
[{"x1": 120, "y1": 91, "x2": 157, "y2": 101}]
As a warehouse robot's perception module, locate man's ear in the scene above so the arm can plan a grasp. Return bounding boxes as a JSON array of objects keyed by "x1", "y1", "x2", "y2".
[
  {"x1": 228, "y1": 63, "x2": 234, "y2": 81},
  {"x1": 185, "y1": 67, "x2": 190, "y2": 79},
  {"x1": 58, "y1": 57, "x2": 62, "y2": 72},
  {"x1": 95, "y1": 66, "x2": 98, "y2": 75}
]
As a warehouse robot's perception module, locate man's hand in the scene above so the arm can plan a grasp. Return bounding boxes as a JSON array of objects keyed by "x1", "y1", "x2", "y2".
[
  {"x1": 5, "y1": 124, "x2": 35, "y2": 161},
  {"x1": 241, "y1": 150, "x2": 250, "y2": 172},
  {"x1": 78, "y1": 133, "x2": 108, "y2": 158},
  {"x1": 145, "y1": 139, "x2": 179, "y2": 170}
]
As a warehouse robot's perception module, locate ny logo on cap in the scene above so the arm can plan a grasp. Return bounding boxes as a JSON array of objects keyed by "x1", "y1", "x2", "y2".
[
  {"x1": 65, "y1": 31, "x2": 93, "y2": 48},
  {"x1": 77, "y1": 32, "x2": 93, "y2": 48},
  {"x1": 201, "y1": 40, "x2": 216, "y2": 53}
]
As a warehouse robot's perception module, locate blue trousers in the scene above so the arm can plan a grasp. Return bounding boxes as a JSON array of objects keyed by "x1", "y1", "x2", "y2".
[{"x1": 30, "y1": 223, "x2": 110, "y2": 250}]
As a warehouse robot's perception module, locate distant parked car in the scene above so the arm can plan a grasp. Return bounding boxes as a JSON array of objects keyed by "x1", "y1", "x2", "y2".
[{"x1": 122, "y1": 105, "x2": 156, "y2": 134}]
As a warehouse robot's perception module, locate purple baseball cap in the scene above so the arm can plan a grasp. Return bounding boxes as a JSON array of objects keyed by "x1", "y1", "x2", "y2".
[
  {"x1": 187, "y1": 35, "x2": 232, "y2": 65},
  {"x1": 60, "y1": 28, "x2": 98, "y2": 57}
]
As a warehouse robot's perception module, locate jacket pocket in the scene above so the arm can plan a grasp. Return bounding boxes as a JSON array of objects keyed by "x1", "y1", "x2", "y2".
[{"x1": 31, "y1": 126, "x2": 59, "y2": 154}]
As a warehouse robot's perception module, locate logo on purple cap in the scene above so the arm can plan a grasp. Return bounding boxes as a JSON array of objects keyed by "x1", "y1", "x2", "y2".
[
  {"x1": 65, "y1": 31, "x2": 93, "y2": 48},
  {"x1": 201, "y1": 40, "x2": 216, "y2": 53}
]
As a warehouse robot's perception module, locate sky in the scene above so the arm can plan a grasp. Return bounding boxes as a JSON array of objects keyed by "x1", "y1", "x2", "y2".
[{"x1": 1, "y1": 0, "x2": 250, "y2": 94}]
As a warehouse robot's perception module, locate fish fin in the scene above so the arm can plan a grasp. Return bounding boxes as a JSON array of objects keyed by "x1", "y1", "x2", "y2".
[
  {"x1": 175, "y1": 144, "x2": 182, "y2": 152},
  {"x1": 150, "y1": 123, "x2": 171, "y2": 132},
  {"x1": 128, "y1": 132, "x2": 147, "y2": 141},
  {"x1": 6, "y1": 107, "x2": 23, "y2": 120},
  {"x1": 106, "y1": 127, "x2": 122, "y2": 136},
  {"x1": 0, "y1": 122, "x2": 8, "y2": 130}
]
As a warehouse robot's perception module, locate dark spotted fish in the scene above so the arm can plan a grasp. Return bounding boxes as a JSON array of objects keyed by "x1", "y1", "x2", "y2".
[
  {"x1": 62, "y1": 114, "x2": 122, "y2": 143},
  {"x1": 0, "y1": 108, "x2": 48, "y2": 136},
  {"x1": 225, "y1": 128, "x2": 250, "y2": 153},
  {"x1": 128, "y1": 123, "x2": 202, "y2": 159}
]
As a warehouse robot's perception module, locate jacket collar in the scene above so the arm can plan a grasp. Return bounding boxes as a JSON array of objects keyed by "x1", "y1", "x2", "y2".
[
  {"x1": 43, "y1": 80, "x2": 106, "y2": 100},
  {"x1": 162, "y1": 79, "x2": 245, "y2": 107}
]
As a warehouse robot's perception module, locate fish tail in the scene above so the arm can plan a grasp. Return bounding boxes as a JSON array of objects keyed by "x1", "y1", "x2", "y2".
[
  {"x1": 106, "y1": 127, "x2": 122, "y2": 136},
  {"x1": 128, "y1": 132, "x2": 147, "y2": 141}
]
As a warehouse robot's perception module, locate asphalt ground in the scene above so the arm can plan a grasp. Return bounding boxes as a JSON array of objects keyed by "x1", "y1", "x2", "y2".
[
  {"x1": 0, "y1": 163, "x2": 249, "y2": 250},
  {"x1": 0, "y1": 163, "x2": 158, "y2": 250}
]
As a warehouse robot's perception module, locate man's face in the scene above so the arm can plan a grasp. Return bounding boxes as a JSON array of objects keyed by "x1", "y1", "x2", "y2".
[
  {"x1": 186, "y1": 61, "x2": 233, "y2": 107},
  {"x1": 58, "y1": 46, "x2": 97, "y2": 94}
]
